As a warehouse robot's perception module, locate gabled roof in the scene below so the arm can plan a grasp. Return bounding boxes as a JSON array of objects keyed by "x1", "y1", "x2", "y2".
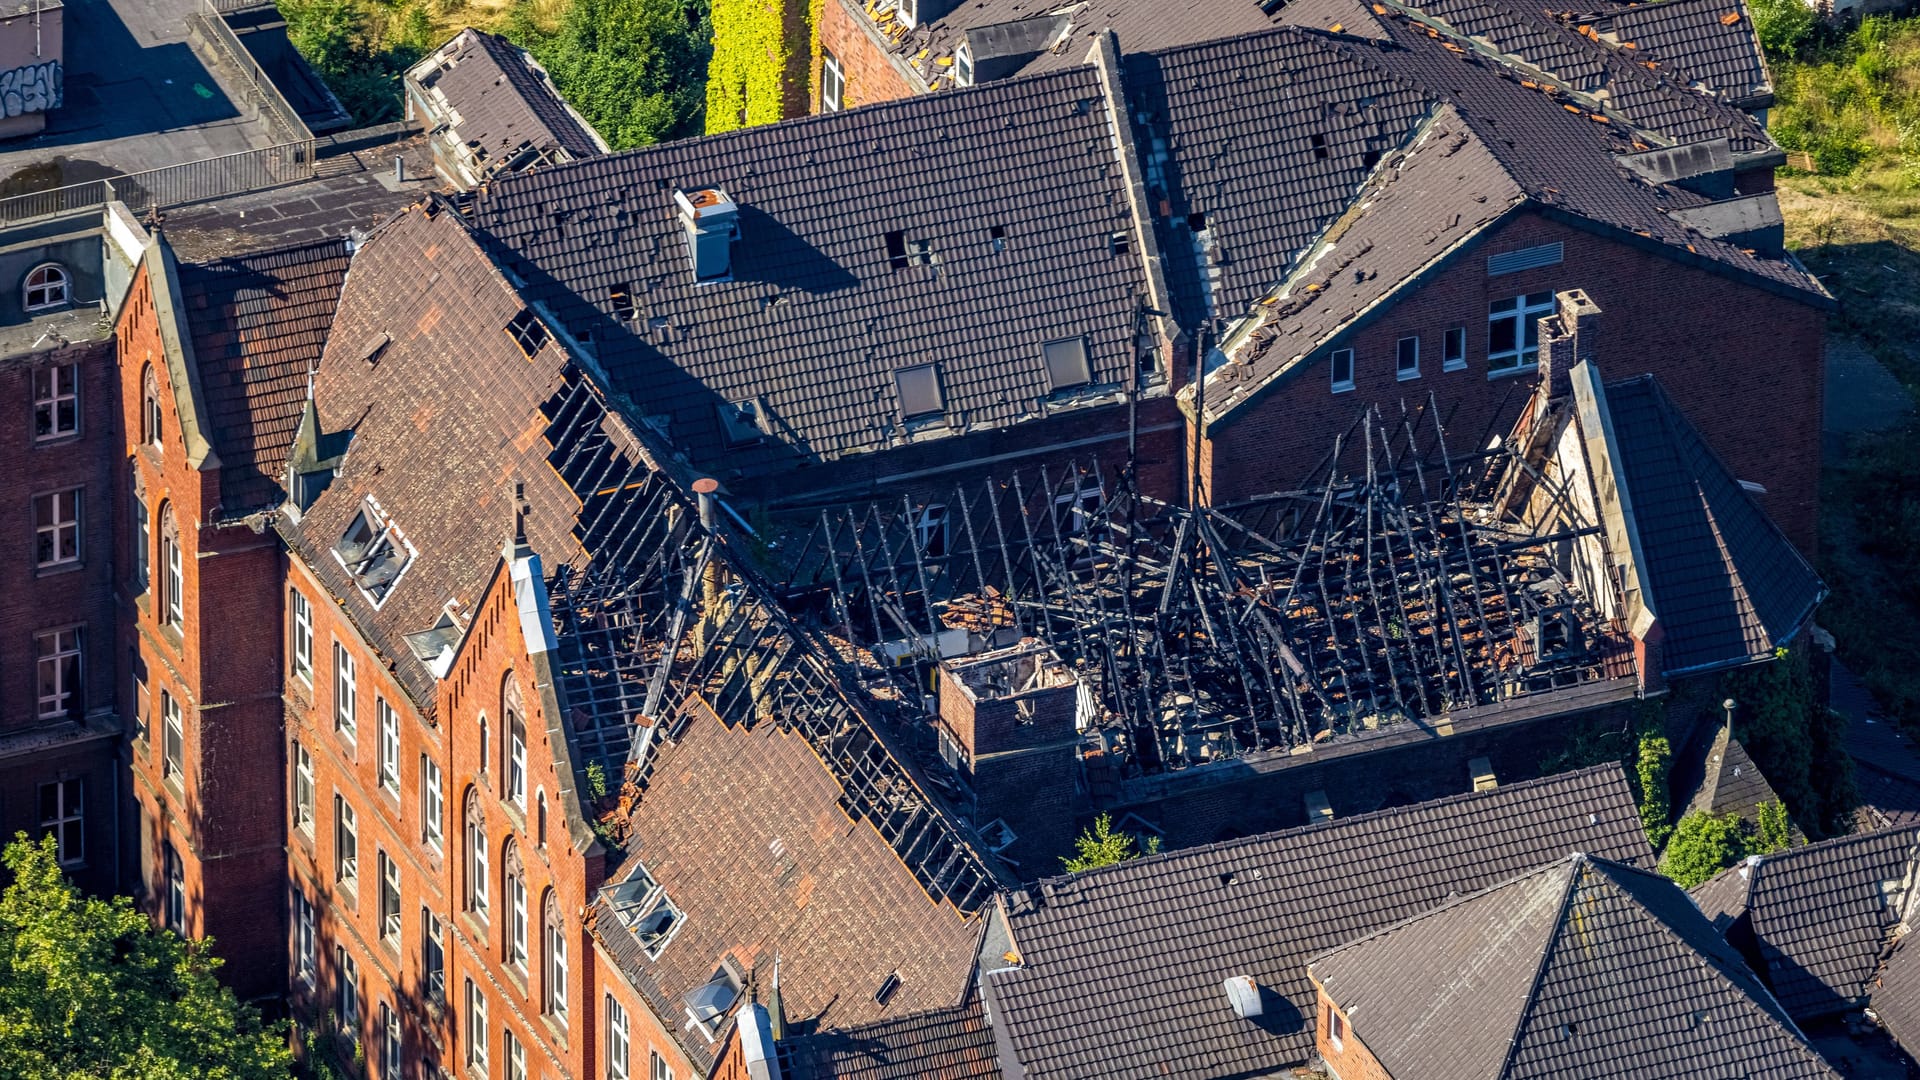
[
  {"x1": 1310, "y1": 855, "x2": 1836, "y2": 1079},
  {"x1": 465, "y1": 66, "x2": 1154, "y2": 476},
  {"x1": 1685, "y1": 722, "x2": 1787, "y2": 822},
  {"x1": 1692, "y1": 826, "x2": 1920, "y2": 1022},
  {"x1": 1871, "y1": 934, "x2": 1920, "y2": 1054},
  {"x1": 177, "y1": 238, "x2": 352, "y2": 518},
  {"x1": 1599, "y1": 374, "x2": 1824, "y2": 675},
  {"x1": 1571, "y1": 0, "x2": 1773, "y2": 105},
  {"x1": 902, "y1": 0, "x2": 1283, "y2": 88},
  {"x1": 984, "y1": 764, "x2": 1653, "y2": 1077},
  {"x1": 415, "y1": 29, "x2": 605, "y2": 173},
  {"x1": 777, "y1": 997, "x2": 1000, "y2": 1079}
]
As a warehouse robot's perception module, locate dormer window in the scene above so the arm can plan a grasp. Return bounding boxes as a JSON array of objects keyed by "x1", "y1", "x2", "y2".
[
  {"x1": 333, "y1": 498, "x2": 415, "y2": 607},
  {"x1": 24, "y1": 263, "x2": 69, "y2": 311},
  {"x1": 894, "y1": 363, "x2": 944, "y2": 421},
  {"x1": 718, "y1": 399, "x2": 768, "y2": 445},
  {"x1": 954, "y1": 43, "x2": 974, "y2": 87},
  {"x1": 1043, "y1": 337, "x2": 1092, "y2": 391},
  {"x1": 603, "y1": 865, "x2": 683, "y2": 959},
  {"x1": 896, "y1": 0, "x2": 918, "y2": 29}
]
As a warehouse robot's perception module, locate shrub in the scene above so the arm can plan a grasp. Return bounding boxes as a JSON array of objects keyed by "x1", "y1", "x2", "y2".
[
  {"x1": 1752, "y1": 0, "x2": 1816, "y2": 60},
  {"x1": 1636, "y1": 731, "x2": 1674, "y2": 849},
  {"x1": 1062, "y1": 813, "x2": 1161, "y2": 872},
  {"x1": 1661, "y1": 811, "x2": 1752, "y2": 888}
]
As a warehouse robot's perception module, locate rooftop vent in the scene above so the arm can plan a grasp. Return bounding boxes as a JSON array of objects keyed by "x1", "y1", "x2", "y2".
[
  {"x1": 674, "y1": 188, "x2": 740, "y2": 282},
  {"x1": 1223, "y1": 975, "x2": 1263, "y2": 1019}
]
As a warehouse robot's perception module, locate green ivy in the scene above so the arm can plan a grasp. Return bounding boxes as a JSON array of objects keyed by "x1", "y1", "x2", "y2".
[
  {"x1": 1723, "y1": 651, "x2": 1857, "y2": 839},
  {"x1": 1636, "y1": 730, "x2": 1673, "y2": 850},
  {"x1": 1757, "y1": 800, "x2": 1794, "y2": 855},
  {"x1": 705, "y1": 0, "x2": 808, "y2": 133},
  {"x1": 1661, "y1": 811, "x2": 1751, "y2": 888}
]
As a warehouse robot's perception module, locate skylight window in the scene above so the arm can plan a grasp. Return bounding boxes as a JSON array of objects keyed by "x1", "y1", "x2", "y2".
[
  {"x1": 885, "y1": 231, "x2": 936, "y2": 271},
  {"x1": 603, "y1": 867, "x2": 683, "y2": 959},
  {"x1": 894, "y1": 364, "x2": 944, "y2": 420},
  {"x1": 610, "y1": 285, "x2": 636, "y2": 322},
  {"x1": 718, "y1": 399, "x2": 767, "y2": 445},
  {"x1": 1043, "y1": 337, "x2": 1092, "y2": 391},
  {"x1": 1310, "y1": 132, "x2": 1330, "y2": 160},
  {"x1": 506, "y1": 309, "x2": 550, "y2": 360},
  {"x1": 333, "y1": 498, "x2": 416, "y2": 607}
]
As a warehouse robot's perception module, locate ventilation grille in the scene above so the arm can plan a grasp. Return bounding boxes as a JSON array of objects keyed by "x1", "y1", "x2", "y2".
[{"x1": 1487, "y1": 242, "x2": 1564, "y2": 277}]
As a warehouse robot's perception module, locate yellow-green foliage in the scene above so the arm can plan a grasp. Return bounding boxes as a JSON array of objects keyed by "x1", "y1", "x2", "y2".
[
  {"x1": 1772, "y1": 16, "x2": 1920, "y2": 181},
  {"x1": 706, "y1": 0, "x2": 808, "y2": 133}
]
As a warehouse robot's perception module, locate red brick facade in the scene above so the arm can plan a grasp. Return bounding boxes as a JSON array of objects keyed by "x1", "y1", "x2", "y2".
[
  {"x1": 816, "y1": 0, "x2": 920, "y2": 112},
  {"x1": 1196, "y1": 210, "x2": 1826, "y2": 553},
  {"x1": 1313, "y1": 979, "x2": 1394, "y2": 1080}
]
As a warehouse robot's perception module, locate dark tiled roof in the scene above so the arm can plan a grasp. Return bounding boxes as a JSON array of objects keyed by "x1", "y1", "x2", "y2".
[
  {"x1": 985, "y1": 764, "x2": 1653, "y2": 1077},
  {"x1": 1311, "y1": 855, "x2": 1836, "y2": 1079},
  {"x1": 1686, "y1": 723, "x2": 1788, "y2": 823},
  {"x1": 429, "y1": 30, "x2": 604, "y2": 169},
  {"x1": 178, "y1": 237, "x2": 352, "y2": 516},
  {"x1": 778, "y1": 999, "x2": 1000, "y2": 1080},
  {"x1": 593, "y1": 702, "x2": 982, "y2": 1073},
  {"x1": 902, "y1": 0, "x2": 1284, "y2": 87},
  {"x1": 1575, "y1": 0, "x2": 1772, "y2": 103},
  {"x1": 465, "y1": 68, "x2": 1151, "y2": 476},
  {"x1": 1601, "y1": 374, "x2": 1825, "y2": 676},
  {"x1": 1872, "y1": 936, "x2": 1920, "y2": 1055},
  {"x1": 1692, "y1": 826, "x2": 1920, "y2": 1022}
]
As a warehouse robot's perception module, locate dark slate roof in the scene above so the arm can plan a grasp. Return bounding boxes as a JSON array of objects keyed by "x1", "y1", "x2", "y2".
[
  {"x1": 1310, "y1": 855, "x2": 1836, "y2": 1079},
  {"x1": 901, "y1": 0, "x2": 1284, "y2": 87},
  {"x1": 1601, "y1": 374, "x2": 1825, "y2": 676},
  {"x1": 465, "y1": 67, "x2": 1152, "y2": 476},
  {"x1": 1692, "y1": 826, "x2": 1920, "y2": 1022},
  {"x1": 430, "y1": 29, "x2": 604, "y2": 167},
  {"x1": 984, "y1": 764, "x2": 1653, "y2": 1078},
  {"x1": 778, "y1": 999, "x2": 1000, "y2": 1080},
  {"x1": 1685, "y1": 723, "x2": 1787, "y2": 823},
  {"x1": 1574, "y1": 0, "x2": 1772, "y2": 104},
  {"x1": 1872, "y1": 935, "x2": 1920, "y2": 1055},
  {"x1": 593, "y1": 702, "x2": 982, "y2": 1074},
  {"x1": 177, "y1": 237, "x2": 352, "y2": 517}
]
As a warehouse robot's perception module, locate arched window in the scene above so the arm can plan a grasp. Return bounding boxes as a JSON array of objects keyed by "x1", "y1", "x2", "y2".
[
  {"x1": 502, "y1": 840, "x2": 527, "y2": 975},
  {"x1": 140, "y1": 365, "x2": 163, "y2": 449},
  {"x1": 503, "y1": 675, "x2": 527, "y2": 810},
  {"x1": 542, "y1": 890, "x2": 568, "y2": 1027},
  {"x1": 464, "y1": 789, "x2": 489, "y2": 922},
  {"x1": 24, "y1": 263, "x2": 68, "y2": 311},
  {"x1": 159, "y1": 504, "x2": 182, "y2": 627}
]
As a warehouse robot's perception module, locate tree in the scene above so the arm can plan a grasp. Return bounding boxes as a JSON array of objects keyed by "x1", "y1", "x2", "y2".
[
  {"x1": 1750, "y1": 0, "x2": 1816, "y2": 60},
  {"x1": 1661, "y1": 811, "x2": 1751, "y2": 889},
  {"x1": 1062, "y1": 813, "x2": 1160, "y2": 872},
  {"x1": 1757, "y1": 800, "x2": 1794, "y2": 855},
  {"x1": 509, "y1": 0, "x2": 714, "y2": 150},
  {"x1": 0, "y1": 834, "x2": 292, "y2": 1080}
]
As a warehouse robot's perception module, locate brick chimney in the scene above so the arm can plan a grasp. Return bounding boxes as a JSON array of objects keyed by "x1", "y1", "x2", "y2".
[
  {"x1": 1535, "y1": 289, "x2": 1601, "y2": 404},
  {"x1": 937, "y1": 641, "x2": 1084, "y2": 870}
]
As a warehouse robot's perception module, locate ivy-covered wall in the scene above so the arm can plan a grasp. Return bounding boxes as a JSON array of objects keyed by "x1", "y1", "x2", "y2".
[{"x1": 705, "y1": 0, "x2": 812, "y2": 132}]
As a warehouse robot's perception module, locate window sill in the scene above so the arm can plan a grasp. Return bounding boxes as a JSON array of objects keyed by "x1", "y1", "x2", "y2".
[
  {"x1": 32, "y1": 431, "x2": 83, "y2": 449},
  {"x1": 1396, "y1": 370, "x2": 1421, "y2": 382},
  {"x1": 1442, "y1": 360, "x2": 1468, "y2": 373},
  {"x1": 1487, "y1": 362, "x2": 1537, "y2": 381},
  {"x1": 540, "y1": 1012, "x2": 568, "y2": 1048},
  {"x1": 34, "y1": 560, "x2": 83, "y2": 579},
  {"x1": 1331, "y1": 382, "x2": 1355, "y2": 395}
]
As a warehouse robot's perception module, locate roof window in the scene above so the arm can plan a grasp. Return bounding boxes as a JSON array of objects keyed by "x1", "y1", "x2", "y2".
[
  {"x1": 506, "y1": 309, "x2": 550, "y2": 359},
  {"x1": 610, "y1": 284, "x2": 637, "y2": 322},
  {"x1": 719, "y1": 399, "x2": 768, "y2": 445},
  {"x1": 333, "y1": 498, "x2": 416, "y2": 607},
  {"x1": 359, "y1": 332, "x2": 391, "y2": 368},
  {"x1": 894, "y1": 363, "x2": 944, "y2": 420},
  {"x1": 885, "y1": 231, "x2": 937, "y2": 271},
  {"x1": 684, "y1": 964, "x2": 744, "y2": 1042},
  {"x1": 990, "y1": 224, "x2": 1007, "y2": 253},
  {"x1": 1310, "y1": 132, "x2": 1330, "y2": 160},
  {"x1": 603, "y1": 865, "x2": 683, "y2": 959},
  {"x1": 1043, "y1": 337, "x2": 1092, "y2": 391}
]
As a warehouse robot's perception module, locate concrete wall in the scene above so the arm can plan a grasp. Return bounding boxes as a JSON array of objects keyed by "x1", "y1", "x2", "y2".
[{"x1": 0, "y1": 2, "x2": 61, "y2": 139}]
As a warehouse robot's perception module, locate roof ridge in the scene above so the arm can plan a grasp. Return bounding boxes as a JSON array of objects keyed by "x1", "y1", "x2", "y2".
[
  {"x1": 1310, "y1": 855, "x2": 1578, "y2": 968},
  {"x1": 1493, "y1": 853, "x2": 1586, "y2": 1080}
]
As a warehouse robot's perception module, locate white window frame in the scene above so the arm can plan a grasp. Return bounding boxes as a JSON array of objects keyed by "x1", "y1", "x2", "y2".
[
  {"x1": 32, "y1": 361, "x2": 78, "y2": 440},
  {"x1": 378, "y1": 698, "x2": 400, "y2": 795},
  {"x1": 505, "y1": 863, "x2": 528, "y2": 974},
  {"x1": 35, "y1": 626, "x2": 82, "y2": 719},
  {"x1": 1396, "y1": 336, "x2": 1420, "y2": 381},
  {"x1": 166, "y1": 844, "x2": 185, "y2": 931},
  {"x1": 1488, "y1": 291, "x2": 1556, "y2": 374},
  {"x1": 334, "y1": 641, "x2": 358, "y2": 743},
  {"x1": 162, "y1": 690, "x2": 183, "y2": 782},
  {"x1": 466, "y1": 979, "x2": 490, "y2": 1075},
  {"x1": 380, "y1": 850, "x2": 402, "y2": 948},
  {"x1": 546, "y1": 907, "x2": 569, "y2": 1025},
  {"x1": 380, "y1": 1002, "x2": 403, "y2": 1080},
  {"x1": 607, "y1": 995, "x2": 630, "y2": 1080},
  {"x1": 1330, "y1": 348, "x2": 1355, "y2": 393},
  {"x1": 39, "y1": 778, "x2": 84, "y2": 866},
  {"x1": 505, "y1": 1029, "x2": 526, "y2": 1080},
  {"x1": 290, "y1": 591, "x2": 313, "y2": 685},
  {"x1": 336, "y1": 945, "x2": 360, "y2": 1028},
  {"x1": 1328, "y1": 1004, "x2": 1345, "y2": 1050},
  {"x1": 422, "y1": 756, "x2": 444, "y2": 851},
  {"x1": 506, "y1": 721, "x2": 527, "y2": 811},
  {"x1": 162, "y1": 521, "x2": 183, "y2": 626},
  {"x1": 34, "y1": 488, "x2": 81, "y2": 567},
  {"x1": 915, "y1": 503, "x2": 950, "y2": 558},
  {"x1": 954, "y1": 42, "x2": 975, "y2": 87},
  {"x1": 1051, "y1": 486, "x2": 1104, "y2": 540},
  {"x1": 422, "y1": 907, "x2": 447, "y2": 1004},
  {"x1": 336, "y1": 795, "x2": 358, "y2": 894},
  {"x1": 651, "y1": 1051, "x2": 675, "y2": 1080},
  {"x1": 821, "y1": 49, "x2": 844, "y2": 111},
  {"x1": 468, "y1": 809, "x2": 490, "y2": 920},
  {"x1": 293, "y1": 741, "x2": 315, "y2": 834},
  {"x1": 24, "y1": 262, "x2": 69, "y2": 311},
  {"x1": 1443, "y1": 325, "x2": 1468, "y2": 371},
  {"x1": 132, "y1": 489, "x2": 150, "y2": 596},
  {"x1": 294, "y1": 889, "x2": 316, "y2": 987}
]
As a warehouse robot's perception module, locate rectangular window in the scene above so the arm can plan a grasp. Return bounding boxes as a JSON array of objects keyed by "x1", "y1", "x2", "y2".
[
  {"x1": 506, "y1": 871, "x2": 528, "y2": 973},
  {"x1": 1488, "y1": 292, "x2": 1556, "y2": 373},
  {"x1": 379, "y1": 851, "x2": 402, "y2": 948},
  {"x1": 651, "y1": 1051, "x2": 674, "y2": 1080},
  {"x1": 1042, "y1": 337, "x2": 1092, "y2": 390},
  {"x1": 422, "y1": 908, "x2": 447, "y2": 1004},
  {"x1": 164, "y1": 531, "x2": 183, "y2": 626},
  {"x1": 165, "y1": 843, "x2": 185, "y2": 931},
  {"x1": 1330, "y1": 348, "x2": 1355, "y2": 393},
  {"x1": 606, "y1": 995, "x2": 630, "y2": 1080},
  {"x1": 162, "y1": 690, "x2": 182, "y2": 782},
  {"x1": 293, "y1": 742, "x2": 314, "y2": 834},
  {"x1": 421, "y1": 756, "x2": 444, "y2": 851},
  {"x1": 505, "y1": 1029, "x2": 526, "y2": 1080},
  {"x1": 894, "y1": 363, "x2": 944, "y2": 419},
  {"x1": 38, "y1": 779, "x2": 83, "y2": 866},
  {"x1": 506, "y1": 724, "x2": 526, "y2": 811},
  {"x1": 1443, "y1": 325, "x2": 1467, "y2": 371},
  {"x1": 546, "y1": 915, "x2": 569, "y2": 1025},
  {"x1": 294, "y1": 889, "x2": 316, "y2": 987},
  {"x1": 132, "y1": 491, "x2": 150, "y2": 595},
  {"x1": 334, "y1": 642, "x2": 357, "y2": 743},
  {"x1": 291, "y1": 591, "x2": 313, "y2": 685},
  {"x1": 32, "y1": 363, "x2": 79, "y2": 440},
  {"x1": 1396, "y1": 336, "x2": 1420, "y2": 380},
  {"x1": 380, "y1": 1002, "x2": 403, "y2": 1080},
  {"x1": 915, "y1": 503, "x2": 950, "y2": 559},
  {"x1": 335, "y1": 795, "x2": 358, "y2": 894},
  {"x1": 36, "y1": 627, "x2": 83, "y2": 719},
  {"x1": 1328, "y1": 1005, "x2": 1345, "y2": 1050},
  {"x1": 821, "y1": 49, "x2": 844, "y2": 112},
  {"x1": 336, "y1": 946, "x2": 360, "y2": 1028},
  {"x1": 34, "y1": 489, "x2": 81, "y2": 566},
  {"x1": 378, "y1": 699, "x2": 400, "y2": 795},
  {"x1": 466, "y1": 979, "x2": 489, "y2": 1074}
]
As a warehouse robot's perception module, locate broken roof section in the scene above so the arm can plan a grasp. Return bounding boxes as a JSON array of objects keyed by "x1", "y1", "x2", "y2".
[
  {"x1": 981, "y1": 764, "x2": 1652, "y2": 1077},
  {"x1": 1567, "y1": 0, "x2": 1774, "y2": 108},
  {"x1": 778, "y1": 999, "x2": 1000, "y2": 1080},
  {"x1": 1309, "y1": 854, "x2": 1837, "y2": 1079},
  {"x1": 464, "y1": 63, "x2": 1161, "y2": 477},
  {"x1": 406, "y1": 28, "x2": 607, "y2": 189}
]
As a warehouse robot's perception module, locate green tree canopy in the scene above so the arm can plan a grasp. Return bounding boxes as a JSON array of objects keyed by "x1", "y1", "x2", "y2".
[
  {"x1": 1062, "y1": 813, "x2": 1161, "y2": 872},
  {"x1": 1661, "y1": 810, "x2": 1752, "y2": 888},
  {"x1": 0, "y1": 834, "x2": 292, "y2": 1080},
  {"x1": 507, "y1": 0, "x2": 713, "y2": 149},
  {"x1": 1751, "y1": 0, "x2": 1817, "y2": 60}
]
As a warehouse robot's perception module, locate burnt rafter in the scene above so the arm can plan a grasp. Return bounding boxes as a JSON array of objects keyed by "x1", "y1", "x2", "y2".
[{"x1": 773, "y1": 399, "x2": 1633, "y2": 775}]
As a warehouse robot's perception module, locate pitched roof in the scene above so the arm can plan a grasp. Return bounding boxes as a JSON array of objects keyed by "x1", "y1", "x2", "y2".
[
  {"x1": 1310, "y1": 855, "x2": 1836, "y2": 1079},
  {"x1": 1692, "y1": 826, "x2": 1920, "y2": 1021},
  {"x1": 900, "y1": 0, "x2": 1284, "y2": 88},
  {"x1": 420, "y1": 29, "x2": 604, "y2": 172},
  {"x1": 1872, "y1": 935, "x2": 1920, "y2": 1054},
  {"x1": 778, "y1": 999, "x2": 1000, "y2": 1080},
  {"x1": 177, "y1": 238, "x2": 352, "y2": 517},
  {"x1": 1572, "y1": 0, "x2": 1772, "y2": 105},
  {"x1": 465, "y1": 66, "x2": 1154, "y2": 476},
  {"x1": 983, "y1": 764, "x2": 1653, "y2": 1077},
  {"x1": 1599, "y1": 374, "x2": 1825, "y2": 676},
  {"x1": 1685, "y1": 722, "x2": 1787, "y2": 823},
  {"x1": 592, "y1": 701, "x2": 984, "y2": 1074}
]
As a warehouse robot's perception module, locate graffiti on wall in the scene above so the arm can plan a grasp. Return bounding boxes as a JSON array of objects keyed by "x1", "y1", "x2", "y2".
[{"x1": 0, "y1": 60, "x2": 60, "y2": 117}]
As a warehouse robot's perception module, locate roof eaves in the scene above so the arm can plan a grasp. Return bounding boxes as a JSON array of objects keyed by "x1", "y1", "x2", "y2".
[{"x1": 145, "y1": 233, "x2": 224, "y2": 474}]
